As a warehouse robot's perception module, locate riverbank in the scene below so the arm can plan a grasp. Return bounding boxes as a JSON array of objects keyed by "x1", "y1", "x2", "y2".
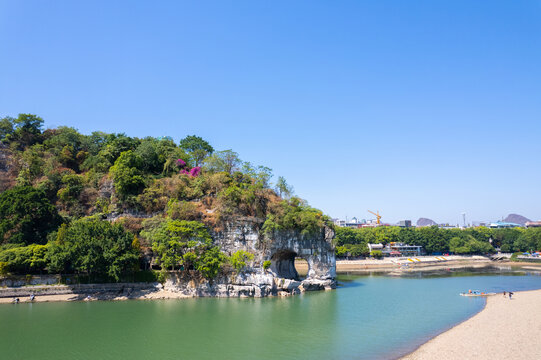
[
  {"x1": 327, "y1": 256, "x2": 541, "y2": 274},
  {"x1": 335, "y1": 255, "x2": 491, "y2": 273},
  {"x1": 402, "y1": 289, "x2": 541, "y2": 360},
  {"x1": 0, "y1": 289, "x2": 191, "y2": 304}
]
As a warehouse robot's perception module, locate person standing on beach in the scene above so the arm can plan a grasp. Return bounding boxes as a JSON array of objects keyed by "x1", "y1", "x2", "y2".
[
  {"x1": 509, "y1": 291, "x2": 513, "y2": 299},
  {"x1": 503, "y1": 291, "x2": 506, "y2": 297}
]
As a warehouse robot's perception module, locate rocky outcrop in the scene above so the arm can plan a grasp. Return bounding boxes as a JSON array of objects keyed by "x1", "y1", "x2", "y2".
[{"x1": 163, "y1": 218, "x2": 337, "y2": 297}]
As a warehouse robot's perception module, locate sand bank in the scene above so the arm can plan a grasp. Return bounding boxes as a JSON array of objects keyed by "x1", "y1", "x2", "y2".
[
  {"x1": 0, "y1": 289, "x2": 190, "y2": 304},
  {"x1": 402, "y1": 289, "x2": 541, "y2": 360}
]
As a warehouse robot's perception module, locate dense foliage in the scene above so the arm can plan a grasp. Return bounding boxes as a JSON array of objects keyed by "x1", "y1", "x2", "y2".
[
  {"x1": 0, "y1": 113, "x2": 326, "y2": 280},
  {"x1": 334, "y1": 226, "x2": 541, "y2": 257},
  {"x1": 0, "y1": 186, "x2": 61, "y2": 245},
  {"x1": 47, "y1": 219, "x2": 140, "y2": 281}
]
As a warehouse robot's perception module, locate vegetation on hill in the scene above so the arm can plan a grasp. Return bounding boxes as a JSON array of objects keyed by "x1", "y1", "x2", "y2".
[
  {"x1": 0, "y1": 114, "x2": 330, "y2": 280},
  {"x1": 334, "y1": 226, "x2": 541, "y2": 258}
]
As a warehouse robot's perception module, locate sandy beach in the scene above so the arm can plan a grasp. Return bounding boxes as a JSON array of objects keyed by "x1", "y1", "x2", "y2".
[{"x1": 402, "y1": 289, "x2": 541, "y2": 360}]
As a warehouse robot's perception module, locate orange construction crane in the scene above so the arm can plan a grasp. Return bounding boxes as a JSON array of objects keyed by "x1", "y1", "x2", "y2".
[{"x1": 368, "y1": 210, "x2": 382, "y2": 225}]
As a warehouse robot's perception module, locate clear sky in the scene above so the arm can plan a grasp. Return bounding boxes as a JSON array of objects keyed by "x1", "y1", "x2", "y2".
[{"x1": 1, "y1": 1, "x2": 540, "y2": 225}]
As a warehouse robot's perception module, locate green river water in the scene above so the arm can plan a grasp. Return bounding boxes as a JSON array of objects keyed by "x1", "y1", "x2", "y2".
[{"x1": 2, "y1": 268, "x2": 541, "y2": 360}]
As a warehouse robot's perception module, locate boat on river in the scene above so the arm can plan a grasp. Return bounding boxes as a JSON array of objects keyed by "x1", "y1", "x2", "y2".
[{"x1": 460, "y1": 290, "x2": 496, "y2": 297}]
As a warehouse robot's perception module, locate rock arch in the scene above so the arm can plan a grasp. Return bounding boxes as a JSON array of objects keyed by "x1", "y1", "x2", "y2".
[{"x1": 270, "y1": 249, "x2": 299, "y2": 280}]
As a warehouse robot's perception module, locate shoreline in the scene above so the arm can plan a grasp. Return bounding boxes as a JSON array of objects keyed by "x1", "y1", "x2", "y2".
[
  {"x1": 401, "y1": 289, "x2": 541, "y2": 360},
  {"x1": 2, "y1": 260, "x2": 540, "y2": 305},
  {"x1": 0, "y1": 289, "x2": 192, "y2": 304},
  {"x1": 334, "y1": 258, "x2": 541, "y2": 274}
]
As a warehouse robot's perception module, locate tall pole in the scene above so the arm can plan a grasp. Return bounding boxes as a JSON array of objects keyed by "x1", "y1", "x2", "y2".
[{"x1": 462, "y1": 213, "x2": 466, "y2": 228}]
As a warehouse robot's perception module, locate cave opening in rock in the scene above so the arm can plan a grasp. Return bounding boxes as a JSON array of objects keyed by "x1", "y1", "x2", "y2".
[{"x1": 270, "y1": 249, "x2": 308, "y2": 280}]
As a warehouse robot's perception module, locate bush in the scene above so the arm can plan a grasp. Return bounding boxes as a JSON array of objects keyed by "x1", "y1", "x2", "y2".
[
  {"x1": 0, "y1": 186, "x2": 62, "y2": 245},
  {"x1": 371, "y1": 250, "x2": 383, "y2": 259},
  {"x1": 230, "y1": 250, "x2": 254, "y2": 272},
  {"x1": 262, "y1": 197, "x2": 332, "y2": 236},
  {"x1": 166, "y1": 199, "x2": 200, "y2": 221},
  {"x1": 0, "y1": 244, "x2": 49, "y2": 273},
  {"x1": 0, "y1": 261, "x2": 9, "y2": 275},
  {"x1": 47, "y1": 218, "x2": 139, "y2": 281},
  {"x1": 263, "y1": 260, "x2": 271, "y2": 270},
  {"x1": 157, "y1": 271, "x2": 168, "y2": 284}
]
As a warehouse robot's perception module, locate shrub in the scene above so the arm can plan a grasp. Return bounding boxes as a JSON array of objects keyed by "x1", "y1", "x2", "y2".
[
  {"x1": 263, "y1": 260, "x2": 271, "y2": 270},
  {"x1": 157, "y1": 271, "x2": 168, "y2": 284},
  {"x1": 371, "y1": 250, "x2": 383, "y2": 259},
  {"x1": 0, "y1": 261, "x2": 9, "y2": 275},
  {"x1": 230, "y1": 250, "x2": 254, "y2": 272},
  {"x1": 166, "y1": 199, "x2": 200, "y2": 221}
]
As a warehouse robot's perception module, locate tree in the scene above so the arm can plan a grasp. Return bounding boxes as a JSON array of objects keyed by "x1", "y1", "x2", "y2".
[
  {"x1": 143, "y1": 219, "x2": 212, "y2": 270},
  {"x1": 275, "y1": 176, "x2": 294, "y2": 199},
  {"x1": 0, "y1": 186, "x2": 62, "y2": 245},
  {"x1": 263, "y1": 197, "x2": 331, "y2": 236},
  {"x1": 179, "y1": 135, "x2": 214, "y2": 166},
  {"x1": 196, "y1": 246, "x2": 226, "y2": 279},
  {"x1": 0, "y1": 116, "x2": 14, "y2": 142},
  {"x1": 204, "y1": 149, "x2": 241, "y2": 174},
  {"x1": 98, "y1": 133, "x2": 140, "y2": 166},
  {"x1": 0, "y1": 244, "x2": 49, "y2": 273},
  {"x1": 109, "y1": 150, "x2": 146, "y2": 198},
  {"x1": 7, "y1": 114, "x2": 44, "y2": 149},
  {"x1": 47, "y1": 218, "x2": 139, "y2": 280},
  {"x1": 230, "y1": 250, "x2": 254, "y2": 272}
]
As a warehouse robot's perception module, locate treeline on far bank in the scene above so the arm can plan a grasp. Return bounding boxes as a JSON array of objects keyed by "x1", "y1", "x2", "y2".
[{"x1": 334, "y1": 226, "x2": 541, "y2": 258}]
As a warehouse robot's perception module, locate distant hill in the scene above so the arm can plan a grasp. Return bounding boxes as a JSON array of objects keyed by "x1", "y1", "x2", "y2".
[
  {"x1": 417, "y1": 218, "x2": 436, "y2": 227},
  {"x1": 503, "y1": 214, "x2": 531, "y2": 225}
]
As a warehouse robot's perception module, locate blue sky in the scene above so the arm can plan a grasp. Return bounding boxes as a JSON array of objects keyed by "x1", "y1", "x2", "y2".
[{"x1": 1, "y1": 1, "x2": 540, "y2": 224}]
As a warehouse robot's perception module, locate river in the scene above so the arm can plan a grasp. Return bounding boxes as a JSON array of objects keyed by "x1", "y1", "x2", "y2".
[{"x1": 2, "y1": 267, "x2": 541, "y2": 360}]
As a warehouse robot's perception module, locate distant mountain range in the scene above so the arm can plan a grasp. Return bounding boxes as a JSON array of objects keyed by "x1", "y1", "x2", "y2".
[
  {"x1": 416, "y1": 218, "x2": 436, "y2": 227},
  {"x1": 503, "y1": 214, "x2": 531, "y2": 225}
]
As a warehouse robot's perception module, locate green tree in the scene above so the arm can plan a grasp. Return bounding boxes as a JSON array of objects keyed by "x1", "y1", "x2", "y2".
[
  {"x1": 0, "y1": 116, "x2": 14, "y2": 142},
  {"x1": 196, "y1": 246, "x2": 226, "y2": 279},
  {"x1": 204, "y1": 149, "x2": 241, "y2": 174},
  {"x1": 0, "y1": 244, "x2": 49, "y2": 273},
  {"x1": 0, "y1": 186, "x2": 62, "y2": 245},
  {"x1": 263, "y1": 197, "x2": 332, "y2": 236},
  {"x1": 47, "y1": 218, "x2": 139, "y2": 280},
  {"x1": 109, "y1": 150, "x2": 146, "y2": 198},
  {"x1": 230, "y1": 250, "x2": 254, "y2": 272},
  {"x1": 6, "y1": 114, "x2": 44, "y2": 149},
  {"x1": 143, "y1": 219, "x2": 212, "y2": 270},
  {"x1": 275, "y1": 176, "x2": 294, "y2": 199},
  {"x1": 179, "y1": 135, "x2": 214, "y2": 166}
]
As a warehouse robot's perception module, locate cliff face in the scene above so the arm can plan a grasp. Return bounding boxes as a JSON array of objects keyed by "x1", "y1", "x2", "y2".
[{"x1": 164, "y1": 219, "x2": 336, "y2": 297}]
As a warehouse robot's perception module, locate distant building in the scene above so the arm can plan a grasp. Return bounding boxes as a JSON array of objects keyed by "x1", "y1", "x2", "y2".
[
  {"x1": 488, "y1": 221, "x2": 522, "y2": 229},
  {"x1": 526, "y1": 221, "x2": 541, "y2": 228},
  {"x1": 333, "y1": 217, "x2": 366, "y2": 229},
  {"x1": 367, "y1": 242, "x2": 423, "y2": 257},
  {"x1": 438, "y1": 224, "x2": 459, "y2": 229},
  {"x1": 367, "y1": 243, "x2": 384, "y2": 253},
  {"x1": 399, "y1": 220, "x2": 412, "y2": 228}
]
